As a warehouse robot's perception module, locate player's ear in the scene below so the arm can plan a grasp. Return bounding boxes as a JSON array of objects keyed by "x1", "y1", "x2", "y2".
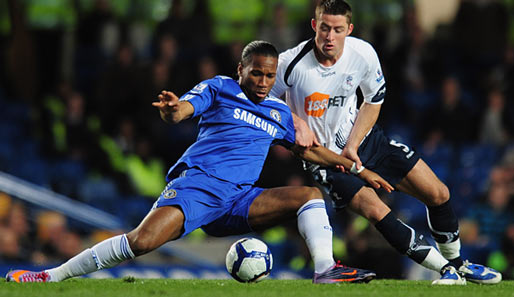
[
  {"x1": 311, "y1": 18, "x2": 317, "y2": 32},
  {"x1": 347, "y1": 23, "x2": 354, "y2": 36},
  {"x1": 237, "y1": 62, "x2": 243, "y2": 78}
]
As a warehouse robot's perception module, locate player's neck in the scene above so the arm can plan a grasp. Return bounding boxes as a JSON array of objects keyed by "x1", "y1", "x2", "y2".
[
  {"x1": 240, "y1": 85, "x2": 264, "y2": 104},
  {"x1": 313, "y1": 47, "x2": 342, "y2": 67}
]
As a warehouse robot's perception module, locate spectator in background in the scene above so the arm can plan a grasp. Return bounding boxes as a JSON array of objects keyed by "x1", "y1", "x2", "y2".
[
  {"x1": 460, "y1": 157, "x2": 514, "y2": 270},
  {"x1": 35, "y1": 211, "x2": 68, "y2": 263},
  {"x1": 463, "y1": 168, "x2": 513, "y2": 242},
  {"x1": 451, "y1": 0, "x2": 509, "y2": 85},
  {"x1": 114, "y1": 117, "x2": 137, "y2": 155},
  {"x1": 0, "y1": 227, "x2": 23, "y2": 263},
  {"x1": 75, "y1": 0, "x2": 120, "y2": 96},
  {"x1": 499, "y1": 46, "x2": 514, "y2": 138},
  {"x1": 6, "y1": 203, "x2": 31, "y2": 257},
  {"x1": 0, "y1": 194, "x2": 27, "y2": 263},
  {"x1": 259, "y1": 3, "x2": 300, "y2": 52},
  {"x1": 33, "y1": 211, "x2": 85, "y2": 264},
  {"x1": 155, "y1": 0, "x2": 212, "y2": 54},
  {"x1": 479, "y1": 87, "x2": 510, "y2": 146},
  {"x1": 95, "y1": 43, "x2": 140, "y2": 134},
  {"x1": 137, "y1": 34, "x2": 193, "y2": 132},
  {"x1": 196, "y1": 55, "x2": 219, "y2": 82},
  {"x1": 64, "y1": 91, "x2": 96, "y2": 162},
  {"x1": 125, "y1": 137, "x2": 166, "y2": 199},
  {"x1": 426, "y1": 75, "x2": 478, "y2": 145}
]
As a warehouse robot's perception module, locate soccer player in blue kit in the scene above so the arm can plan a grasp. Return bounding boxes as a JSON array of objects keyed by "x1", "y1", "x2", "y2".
[{"x1": 7, "y1": 41, "x2": 394, "y2": 283}]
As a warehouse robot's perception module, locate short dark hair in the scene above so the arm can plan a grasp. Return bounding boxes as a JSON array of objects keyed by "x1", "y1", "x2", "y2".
[
  {"x1": 315, "y1": 0, "x2": 352, "y2": 23},
  {"x1": 241, "y1": 40, "x2": 278, "y2": 66}
]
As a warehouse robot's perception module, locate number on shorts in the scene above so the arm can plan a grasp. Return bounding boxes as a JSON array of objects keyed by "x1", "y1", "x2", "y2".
[{"x1": 389, "y1": 139, "x2": 414, "y2": 158}]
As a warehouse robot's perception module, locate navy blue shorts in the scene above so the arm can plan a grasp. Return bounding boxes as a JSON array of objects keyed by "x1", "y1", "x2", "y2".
[
  {"x1": 152, "y1": 167, "x2": 264, "y2": 237},
  {"x1": 308, "y1": 126, "x2": 420, "y2": 209}
]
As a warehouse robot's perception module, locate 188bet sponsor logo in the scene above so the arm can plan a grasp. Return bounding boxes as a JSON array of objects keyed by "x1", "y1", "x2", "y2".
[{"x1": 304, "y1": 92, "x2": 345, "y2": 117}]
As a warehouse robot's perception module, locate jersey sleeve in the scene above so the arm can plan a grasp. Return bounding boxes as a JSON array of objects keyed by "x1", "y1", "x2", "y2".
[
  {"x1": 179, "y1": 77, "x2": 223, "y2": 117},
  {"x1": 272, "y1": 108, "x2": 296, "y2": 148},
  {"x1": 359, "y1": 43, "x2": 386, "y2": 105}
]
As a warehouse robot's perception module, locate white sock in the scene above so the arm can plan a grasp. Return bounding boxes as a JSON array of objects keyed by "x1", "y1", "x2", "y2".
[
  {"x1": 420, "y1": 247, "x2": 450, "y2": 272},
  {"x1": 46, "y1": 234, "x2": 135, "y2": 282},
  {"x1": 297, "y1": 199, "x2": 335, "y2": 273},
  {"x1": 435, "y1": 239, "x2": 461, "y2": 261}
]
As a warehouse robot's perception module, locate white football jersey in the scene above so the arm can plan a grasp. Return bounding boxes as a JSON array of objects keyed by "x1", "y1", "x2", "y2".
[{"x1": 270, "y1": 37, "x2": 386, "y2": 153}]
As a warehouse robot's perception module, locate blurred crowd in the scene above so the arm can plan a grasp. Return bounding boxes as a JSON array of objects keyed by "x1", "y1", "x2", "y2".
[{"x1": 0, "y1": 0, "x2": 513, "y2": 279}]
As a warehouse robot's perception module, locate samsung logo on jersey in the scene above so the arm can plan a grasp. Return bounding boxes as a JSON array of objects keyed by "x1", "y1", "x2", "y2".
[{"x1": 233, "y1": 108, "x2": 277, "y2": 137}]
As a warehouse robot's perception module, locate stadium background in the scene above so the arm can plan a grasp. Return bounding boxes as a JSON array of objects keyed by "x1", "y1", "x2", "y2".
[{"x1": 0, "y1": 0, "x2": 513, "y2": 281}]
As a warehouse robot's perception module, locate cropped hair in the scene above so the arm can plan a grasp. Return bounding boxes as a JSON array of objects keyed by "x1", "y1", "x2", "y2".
[
  {"x1": 315, "y1": 0, "x2": 352, "y2": 23},
  {"x1": 241, "y1": 40, "x2": 278, "y2": 66}
]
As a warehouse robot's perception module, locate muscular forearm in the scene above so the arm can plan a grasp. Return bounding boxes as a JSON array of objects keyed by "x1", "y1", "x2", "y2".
[
  {"x1": 292, "y1": 145, "x2": 354, "y2": 169},
  {"x1": 346, "y1": 102, "x2": 381, "y2": 150},
  {"x1": 292, "y1": 112, "x2": 305, "y2": 131},
  {"x1": 292, "y1": 143, "x2": 395, "y2": 193}
]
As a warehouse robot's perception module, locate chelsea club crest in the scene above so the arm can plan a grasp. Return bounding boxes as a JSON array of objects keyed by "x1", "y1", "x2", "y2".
[
  {"x1": 270, "y1": 109, "x2": 281, "y2": 123},
  {"x1": 163, "y1": 188, "x2": 177, "y2": 199}
]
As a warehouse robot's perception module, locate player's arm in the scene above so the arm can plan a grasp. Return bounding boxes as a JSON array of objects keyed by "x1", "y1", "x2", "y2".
[
  {"x1": 152, "y1": 90, "x2": 194, "y2": 124},
  {"x1": 342, "y1": 102, "x2": 381, "y2": 168},
  {"x1": 292, "y1": 112, "x2": 320, "y2": 148},
  {"x1": 291, "y1": 144, "x2": 394, "y2": 192},
  {"x1": 343, "y1": 41, "x2": 386, "y2": 170}
]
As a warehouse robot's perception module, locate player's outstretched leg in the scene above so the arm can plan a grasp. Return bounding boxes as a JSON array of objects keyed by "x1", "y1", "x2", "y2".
[
  {"x1": 6, "y1": 234, "x2": 135, "y2": 283},
  {"x1": 6, "y1": 206, "x2": 184, "y2": 283},
  {"x1": 313, "y1": 261, "x2": 376, "y2": 284}
]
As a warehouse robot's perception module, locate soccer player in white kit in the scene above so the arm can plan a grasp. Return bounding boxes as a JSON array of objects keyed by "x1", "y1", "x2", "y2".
[{"x1": 270, "y1": 0, "x2": 501, "y2": 285}]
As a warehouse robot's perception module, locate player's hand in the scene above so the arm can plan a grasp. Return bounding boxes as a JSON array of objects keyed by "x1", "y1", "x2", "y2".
[
  {"x1": 294, "y1": 117, "x2": 320, "y2": 148},
  {"x1": 338, "y1": 146, "x2": 362, "y2": 173},
  {"x1": 152, "y1": 90, "x2": 180, "y2": 115},
  {"x1": 359, "y1": 169, "x2": 394, "y2": 193}
]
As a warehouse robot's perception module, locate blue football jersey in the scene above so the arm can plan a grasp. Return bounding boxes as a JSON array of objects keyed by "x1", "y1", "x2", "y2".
[{"x1": 167, "y1": 75, "x2": 296, "y2": 185}]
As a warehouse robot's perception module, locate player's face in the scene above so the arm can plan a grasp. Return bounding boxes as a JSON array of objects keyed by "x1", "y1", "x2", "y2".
[
  {"x1": 238, "y1": 55, "x2": 278, "y2": 103},
  {"x1": 312, "y1": 13, "x2": 353, "y2": 66}
]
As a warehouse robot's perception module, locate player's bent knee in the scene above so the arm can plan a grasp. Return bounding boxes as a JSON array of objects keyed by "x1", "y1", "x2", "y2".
[
  {"x1": 428, "y1": 183, "x2": 450, "y2": 206},
  {"x1": 305, "y1": 186, "x2": 323, "y2": 200},
  {"x1": 126, "y1": 229, "x2": 160, "y2": 256},
  {"x1": 351, "y1": 187, "x2": 389, "y2": 222}
]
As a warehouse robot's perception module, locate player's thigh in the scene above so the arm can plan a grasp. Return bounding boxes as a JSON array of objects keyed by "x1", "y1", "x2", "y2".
[
  {"x1": 127, "y1": 205, "x2": 185, "y2": 256},
  {"x1": 248, "y1": 186, "x2": 322, "y2": 231},
  {"x1": 395, "y1": 159, "x2": 450, "y2": 206}
]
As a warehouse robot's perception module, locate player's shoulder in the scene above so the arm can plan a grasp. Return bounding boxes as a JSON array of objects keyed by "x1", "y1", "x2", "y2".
[
  {"x1": 201, "y1": 75, "x2": 238, "y2": 90},
  {"x1": 278, "y1": 39, "x2": 313, "y2": 63},
  {"x1": 264, "y1": 95, "x2": 289, "y2": 108},
  {"x1": 212, "y1": 75, "x2": 236, "y2": 85},
  {"x1": 345, "y1": 36, "x2": 379, "y2": 61}
]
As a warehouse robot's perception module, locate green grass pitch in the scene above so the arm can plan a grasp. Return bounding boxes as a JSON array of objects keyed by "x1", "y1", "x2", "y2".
[{"x1": 1, "y1": 278, "x2": 513, "y2": 297}]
